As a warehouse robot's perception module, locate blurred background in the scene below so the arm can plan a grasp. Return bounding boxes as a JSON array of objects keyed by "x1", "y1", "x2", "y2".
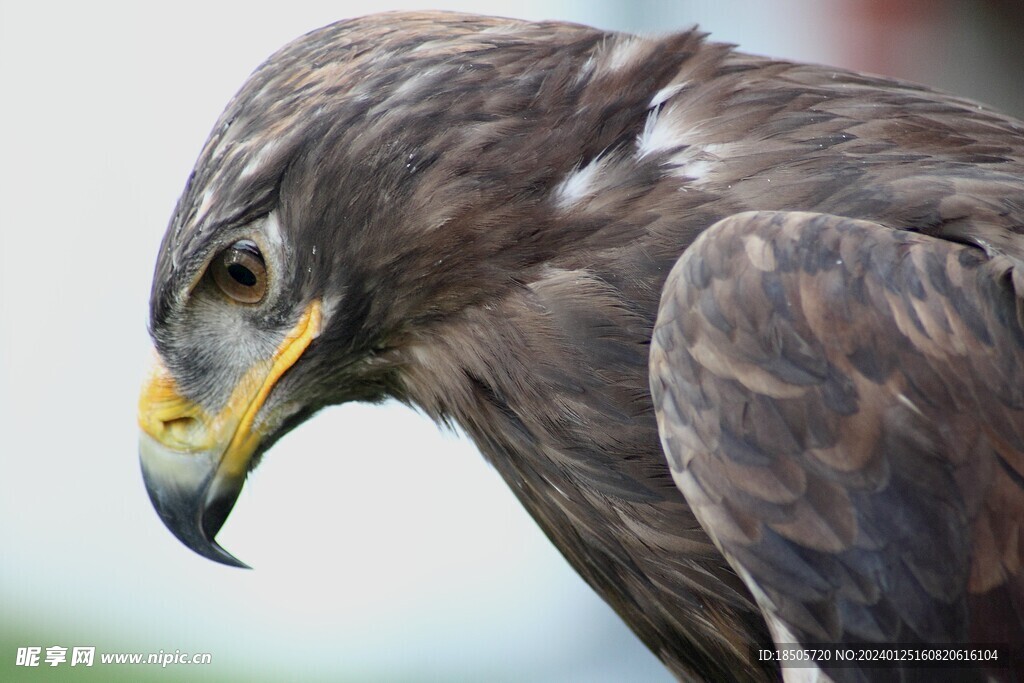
[{"x1": 1, "y1": 1, "x2": 1021, "y2": 681}]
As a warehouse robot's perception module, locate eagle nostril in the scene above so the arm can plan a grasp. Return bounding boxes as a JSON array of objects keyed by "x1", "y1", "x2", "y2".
[{"x1": 163, "y1": 416, "x2": 205, "y2": 448}]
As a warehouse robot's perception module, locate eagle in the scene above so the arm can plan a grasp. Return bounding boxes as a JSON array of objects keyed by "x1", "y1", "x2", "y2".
[{"x1": 137, "y1": 11, "x2": 1024, "y2": 682}]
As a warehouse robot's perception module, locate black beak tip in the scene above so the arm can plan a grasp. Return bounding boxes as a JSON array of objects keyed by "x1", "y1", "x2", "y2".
[
  {"x1": 198, "y1": 539, "x2": 251, "y2": 570},
  {"x1": 149, "y1": 493, "x2": 252, "y2": 569},
  {"x1": 140, "y1": 453, "x2": 251, "y2": 570},
  {"x1": 199, "y1": 490, "x2": 252, "y2": 569}
]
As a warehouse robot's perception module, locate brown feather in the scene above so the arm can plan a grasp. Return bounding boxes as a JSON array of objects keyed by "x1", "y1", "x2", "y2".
[{"x1": 653, "y1": 212, "x2": 1024, "y2": 680}]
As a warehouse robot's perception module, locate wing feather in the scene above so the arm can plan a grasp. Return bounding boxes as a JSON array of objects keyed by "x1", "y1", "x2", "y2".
[{"x1": 651, "y1": 210, "x2": 1024, "y2": 679}]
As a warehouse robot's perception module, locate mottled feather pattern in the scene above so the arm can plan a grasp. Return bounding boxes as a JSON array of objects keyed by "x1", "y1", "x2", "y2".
[
  {"x1": 652, "y1": 212, "x2": 1024, "y2": 680},
  {"x1": 148, "y1": 12, "x2": 1024, "y2": 682}
]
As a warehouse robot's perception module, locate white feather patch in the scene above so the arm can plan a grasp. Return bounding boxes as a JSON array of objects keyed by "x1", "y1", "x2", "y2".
[
  {"x1": 262, "y1": 210, "x2": 284, "y2": 249},
  {"x1": 735, "y1": 566, "x2": 833, "y2": 683},
  {"x1": 194, "y1": 187, "x2": 216, "y2": 226},
  {"x1": 552, "y1": 156, "x2": 607, "y2": 210},
  {"x1": 649, "y1": 82, "x2": 687, "y2": 109},
  {"x1": 636, "y1": 106, "x2": 707, "y2": 159},
  {"x1": 636, "y1": 108, "x2": 669, "y2": 159},
  {"x1": 637, "y1": 110, "x2": 720, "y2": 187},
  {"x1": 574, "y1": 55, "x2": 596, "y2": 85},
  {"x1": 602, "y1": 36, "x2": 647, "y2": 72},
  {"x1": 767, "y1": 616, "x2": 833, "y2": 683},
  {"x1": 238, "y1": 138, "x2": 283, "y2": 181}
]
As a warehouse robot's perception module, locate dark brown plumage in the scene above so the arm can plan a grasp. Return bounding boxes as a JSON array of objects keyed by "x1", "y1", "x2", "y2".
[{"x1": 138, "y1": 12, "x2": 1024, "y2": 682}]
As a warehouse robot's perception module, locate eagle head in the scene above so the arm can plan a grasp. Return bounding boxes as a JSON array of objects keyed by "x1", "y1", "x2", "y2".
[{"x1": 137, "y1": 12, "x2": 613, "y2": 565}]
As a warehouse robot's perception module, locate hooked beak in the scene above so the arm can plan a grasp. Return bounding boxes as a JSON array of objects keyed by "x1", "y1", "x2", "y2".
[{"x1": 137, "y1": 300, "x2": 322, "y2": 567}]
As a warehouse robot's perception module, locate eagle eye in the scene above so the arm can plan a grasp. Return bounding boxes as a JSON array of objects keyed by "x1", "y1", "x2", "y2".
[{"x1": 211, "y1": 239, "x2": 267, "y2": 304}]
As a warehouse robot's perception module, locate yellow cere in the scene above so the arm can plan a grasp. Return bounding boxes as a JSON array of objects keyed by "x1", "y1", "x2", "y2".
[{"x1": 137, "y1": 300, "x2": 323, "y2": 475}]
